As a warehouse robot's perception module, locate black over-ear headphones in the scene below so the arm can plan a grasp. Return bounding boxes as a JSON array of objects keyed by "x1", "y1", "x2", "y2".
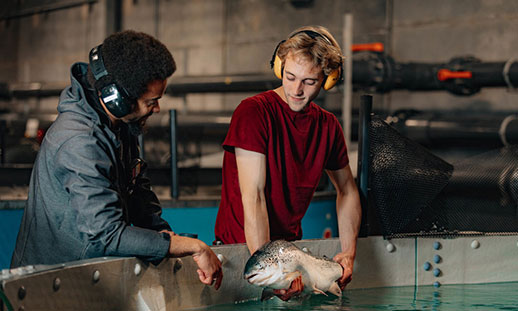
[
  {"x1": 270, "y1": 30, "x2": 342, "y2": 91},
  {"x1": 89, "y1": 45, "x2": 134, "y2": 118}
]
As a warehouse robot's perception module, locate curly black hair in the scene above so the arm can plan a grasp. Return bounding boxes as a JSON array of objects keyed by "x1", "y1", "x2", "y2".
[{"x1": 88, "y1": 30, "x2": 176, "y2": 100}]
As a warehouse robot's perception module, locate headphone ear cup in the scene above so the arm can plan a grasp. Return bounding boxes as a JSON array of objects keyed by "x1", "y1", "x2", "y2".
[
  {"x1": 99, "y1": 84, "x2": 132, "y2": 118},
  {"x1": 90, "y1": 44, "x2": 132, "y2": 118},
  {"x1": 273, "y1": 54, "x2": 283, "y2": 80},
  {"x1": 322, "y1": 68, "x2": 340, "y2": 91}
]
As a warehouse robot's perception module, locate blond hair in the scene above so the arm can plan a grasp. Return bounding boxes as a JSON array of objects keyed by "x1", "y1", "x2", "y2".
[{"x1": 276, "y1": 25, "x2": 343, "y2": 76}]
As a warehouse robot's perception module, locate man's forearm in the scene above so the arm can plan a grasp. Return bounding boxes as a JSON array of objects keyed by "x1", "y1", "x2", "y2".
[
  {"x1": 164, "y1": 231, "x2": 204, "y2": 257},
  {"x1": 243, "y1": 193, "x2": 270, "y2": 254},
  {"x1": 235, "y1": 148, "x2": 269, "y2": 254},
  {"x1": 336, "y1": 190, "x2": 361, "y2": 259}
]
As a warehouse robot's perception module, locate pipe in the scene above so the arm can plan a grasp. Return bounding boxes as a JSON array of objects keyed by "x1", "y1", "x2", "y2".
[
  {"x1": 0, "y1": 120, "x2": 5, "y2": 165},
  {"x1": 357, "y1": 95, "x2": 372, "y2": 237},
  {"x1": 0, "y1": 75, "x2": 281, "y2": 99},
  {"x1": 106, "y1": 0, "x2": 122, "y2": 34},
  {"x1": 389, "y1": 110, "x2": 518, "y2": 148},
  {"x1": 3, "y1": 53, "x2": 518, "y2": 99},
  {"x1": 352, "y1": 54, "x2": 518, "y2": 95},
  {"x1": 166, "y1": 75, "x2": 281, "y2": 96},
  {"x1": 342, "y1": 13, "x2": 353, "y2": 148},
  {"x1": 169, "y1": 110, "x2": 178, "y2": 199},
  {"x1": 353, "y1": 53, "x2": 518, "y2": 95}
]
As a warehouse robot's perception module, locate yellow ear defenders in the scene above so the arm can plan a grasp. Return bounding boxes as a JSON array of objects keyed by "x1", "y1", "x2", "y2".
[{"x1": 269, "y1": 30, "x2": 343, "y2": 91}]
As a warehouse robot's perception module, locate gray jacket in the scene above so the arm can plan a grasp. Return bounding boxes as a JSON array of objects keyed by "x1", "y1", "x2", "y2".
[{"x1": 11, "y1": 63, "x2": 171, "y2": 268}]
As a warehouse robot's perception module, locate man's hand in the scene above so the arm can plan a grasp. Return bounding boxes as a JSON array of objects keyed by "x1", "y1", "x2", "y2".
[
  {"x1": 333, "y1": 252, "x2": 354, "y2": 289},
  {"x1": 272, "y1": 275, "x2": 304, "y2": 301},
  {"x1": 162, "y1": 231, "x2": 223, "y2": 290},
  {"x1": 192, "y1": 244, "x2": 223, "y2": 290}
]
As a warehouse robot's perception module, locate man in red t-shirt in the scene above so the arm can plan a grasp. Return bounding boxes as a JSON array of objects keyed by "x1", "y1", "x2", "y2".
[{"x1": 215, "y1": 25, "x2": 361, "y2": 299}]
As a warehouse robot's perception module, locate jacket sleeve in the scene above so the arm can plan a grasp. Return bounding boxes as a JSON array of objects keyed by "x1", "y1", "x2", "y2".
[{"x1": 56, "y1": 134, "x2": 170, "y2": 262}]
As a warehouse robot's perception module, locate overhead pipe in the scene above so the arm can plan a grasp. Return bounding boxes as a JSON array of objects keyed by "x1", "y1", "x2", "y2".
[
  {"x1": 2, "y1": 44, "x2": 518, "y2": 98},
  {"x1": 165, "y1": 74, "x2": 281, "y2": 96},
  {"x1": 388, "y1": 110, "x2": 518, "y2": 148},
  {"x1": 352, "y1": 44, "x2": 518, "y2": 95}
]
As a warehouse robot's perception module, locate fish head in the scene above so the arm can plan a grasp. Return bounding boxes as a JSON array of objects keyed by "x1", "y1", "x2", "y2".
[
  {"x1": 243, "y1": 247, "x2": 268, "y2": 279},
  {"x1": 243, "y1": 241, "x2": 299, "y2": 289},
  {"x1": 244, "y1": 248, "x2": 283, "y2": 288}
]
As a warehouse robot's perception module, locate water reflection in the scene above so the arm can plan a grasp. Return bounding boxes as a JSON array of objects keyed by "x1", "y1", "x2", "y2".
[{"x1": 198, "y1": 282, "x2": 518, "y2": 311}]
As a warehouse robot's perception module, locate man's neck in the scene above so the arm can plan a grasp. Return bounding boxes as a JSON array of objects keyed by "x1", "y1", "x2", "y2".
[{"x1": 274, "y1": 86, "x2": 287, "y2": 102}]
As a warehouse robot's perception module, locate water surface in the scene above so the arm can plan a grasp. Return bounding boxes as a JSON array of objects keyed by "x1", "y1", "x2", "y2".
[{"x1": 197, "y1": 282, "x2": 518, "y2": 311}]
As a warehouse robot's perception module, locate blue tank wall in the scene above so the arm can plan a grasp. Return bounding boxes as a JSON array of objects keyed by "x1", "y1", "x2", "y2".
[
  {"x1": 0, "y1": 199, "x2": 338, "y2": 269},
  {"x1": 0, "y1": 209, "x2": 23, "y2": 269}
]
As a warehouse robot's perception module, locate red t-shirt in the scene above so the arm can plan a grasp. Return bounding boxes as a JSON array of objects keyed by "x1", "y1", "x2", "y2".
[{"x1": 214, "y1": 90, "x2": 349, "y2": 244}]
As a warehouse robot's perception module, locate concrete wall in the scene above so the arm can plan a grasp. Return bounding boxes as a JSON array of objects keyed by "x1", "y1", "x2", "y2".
[
  {"x1": 1, "y1": 0, "x2": 517, "y2": 115},
  {"x1": 0, "y1": 19, "x2": 19, "y2": 84},
  {"x1": 1, "y1": 1, "x2": 105, "y2": 84},
  {"x1": 0, "y1": 0, "x2": 389, "y2": 115},
  {"x1": 390, "y1": 0, "x2": 518, "y2": 112},
  {"x1": 0, "y1": 0, "x2": 105, "y2": 115},
  {"x1": 122, "y1": 0, "x2": 389, "y2": 113},
  {"x1": 122, "y1": 0, "x2": 387, "y2": 76}
]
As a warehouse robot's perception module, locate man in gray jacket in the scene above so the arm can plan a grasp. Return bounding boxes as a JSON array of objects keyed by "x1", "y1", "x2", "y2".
[{"x1": 11, "y1": 30, "x2": 222, "y2": 289}]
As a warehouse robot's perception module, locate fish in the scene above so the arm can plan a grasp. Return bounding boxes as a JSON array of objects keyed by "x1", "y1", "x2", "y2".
[{"x1": 243, "y1": 240, "x2": 343, "y2": 300}]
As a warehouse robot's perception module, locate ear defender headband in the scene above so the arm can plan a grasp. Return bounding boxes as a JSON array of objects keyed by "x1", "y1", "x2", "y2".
[
  {"x1": 89, "y1": 44, "x2": 134, "y2": 118},
  {"x1": 270, "y1": 30, "x2": 343, "y2": 91}
]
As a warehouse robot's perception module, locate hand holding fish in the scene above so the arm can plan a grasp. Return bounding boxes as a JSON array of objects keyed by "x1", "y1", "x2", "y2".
[
  {"x1": 333, "y1": 252, "x2": 354, "y2": 289},
  {"x1": 272, "y1": 275, "x2": 304, "y2": 301}
]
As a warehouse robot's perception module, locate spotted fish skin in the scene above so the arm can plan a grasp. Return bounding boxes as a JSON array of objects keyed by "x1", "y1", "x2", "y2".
[{"x1": 243, "y1": 240, "x2": 343, "y2": 298}]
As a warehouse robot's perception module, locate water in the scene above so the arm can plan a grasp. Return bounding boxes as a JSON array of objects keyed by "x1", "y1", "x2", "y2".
[{"x1": 197, "y1": 282, "x2": 518, "y2": 310}]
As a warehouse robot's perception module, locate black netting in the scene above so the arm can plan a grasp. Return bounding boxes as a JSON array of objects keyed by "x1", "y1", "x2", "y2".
[
  {"x1": 369, "y1": 116, "x2": 454, "y2": 236},
  {"x1": 430, "y1": 146, "x2": 518, "y2": 234},
  {"x1": 368, "y1": 116, "x2": 518, "y2": 238}
]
